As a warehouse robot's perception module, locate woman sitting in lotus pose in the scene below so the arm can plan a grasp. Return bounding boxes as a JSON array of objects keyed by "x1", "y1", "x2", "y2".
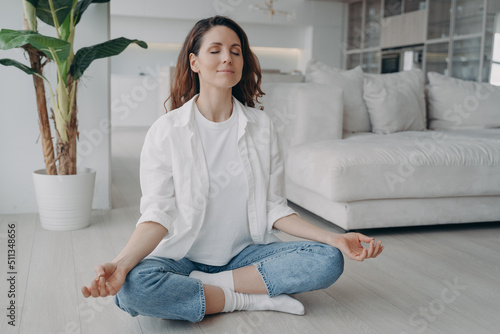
[{"x1": 81, "y1": 15, "x2": 383, "y2": 322}]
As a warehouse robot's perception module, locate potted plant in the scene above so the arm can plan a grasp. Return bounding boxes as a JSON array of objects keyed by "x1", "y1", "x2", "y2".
[{"x1": 0, "y1": 0, "x2": 147, "y2": 230}]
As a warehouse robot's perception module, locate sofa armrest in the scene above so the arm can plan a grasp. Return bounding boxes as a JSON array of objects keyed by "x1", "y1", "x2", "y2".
[{"x1": 259, "y1": 83, "x2": 344, "y2": 156}]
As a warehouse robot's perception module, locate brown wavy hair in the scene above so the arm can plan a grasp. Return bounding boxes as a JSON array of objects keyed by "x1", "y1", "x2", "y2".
[{"x1": 167, "y1": 16, "x2": 264, "y2": 111}]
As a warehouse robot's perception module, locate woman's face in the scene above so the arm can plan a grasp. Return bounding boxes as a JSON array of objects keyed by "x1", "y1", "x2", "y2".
[{"x1": 189, "y1": 26, "x2": 244, "y2": 92}]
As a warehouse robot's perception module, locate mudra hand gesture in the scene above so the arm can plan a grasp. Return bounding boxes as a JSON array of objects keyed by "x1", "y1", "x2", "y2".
[
  {"x1": 331, "y1": 233, "x2": 384, "y2": 261},
  {"x1": 81, "y1": 262, "x2": 127, "y2": 298}
]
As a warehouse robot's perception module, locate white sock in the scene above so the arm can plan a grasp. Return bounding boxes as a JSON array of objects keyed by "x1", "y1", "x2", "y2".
[
  {"x1": 221, "y1": 287, "x2": 305, "y2": 315},
  {"x1": 189, "y1": 270, "x2": 235, "y2": 291}
]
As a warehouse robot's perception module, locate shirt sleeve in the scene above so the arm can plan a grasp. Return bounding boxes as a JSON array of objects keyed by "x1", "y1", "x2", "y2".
[
  {"x1": 137, "y1": 122, "x2": 177, "y2": 235},
  {"x1": 266, "y1": 121, "x2": 300, "y2": 233}
]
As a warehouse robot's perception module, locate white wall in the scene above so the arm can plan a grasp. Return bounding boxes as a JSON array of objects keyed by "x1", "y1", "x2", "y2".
[
  {"x1": 0, "y1": 3, "x2": 111, "y2": 213},
  {"x1": 109, "y1": 0, "x2": 346, "y2": 126},
  {"x1": 110, "y1": 19, "x2": 309, "y2": 75},
  {"x1": 110, "y1": 0, "x2": 346, "y2": 71},
  {"x1": 0, "y1": 1, "x2": 345, "y2": 213}
]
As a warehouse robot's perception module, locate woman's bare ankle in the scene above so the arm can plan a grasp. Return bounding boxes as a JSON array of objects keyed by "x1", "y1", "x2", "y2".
[{"x1": 233, "y1": 265, "x2": 268, "y2": 294}]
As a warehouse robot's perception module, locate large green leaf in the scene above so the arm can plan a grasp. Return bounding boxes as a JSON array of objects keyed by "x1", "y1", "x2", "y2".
[
  {"x1": 0, "y1": 58, "x2": 48, "y2": 81},
  {"x1": 0, "y1": 29, "x2": 70, "y2": 62},
  {"x1": 35, "y1": 0, "x2": 74, "y2": 28},
  {"x1": 70, "y1": 37, "x2": 147, "y2": 80},
  {"x1": 74, "y1": 0, "x2": 109, "y2": 25}
]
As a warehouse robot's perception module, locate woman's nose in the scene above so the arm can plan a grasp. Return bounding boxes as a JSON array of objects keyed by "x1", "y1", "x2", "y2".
[{"x1": 222, "y1": 51, "x2": 232, "y2": 64}]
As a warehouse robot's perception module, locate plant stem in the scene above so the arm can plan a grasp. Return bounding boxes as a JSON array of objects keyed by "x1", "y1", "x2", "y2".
[
  {"x1": 49, "y1": 47, "x2": 70, "y2": 142},
  {"x1": 68, "y1": 2, "x2": 77, "y2": 64},
  {"x1": 22, "y1": 0, "x2": 37, "y2": 31},
  {"x1": 27, "y1": 48, "x2": 57, "y2": 175},
  {"x1": 48, "y1": 0, "x2": 61, "y2": 39}
]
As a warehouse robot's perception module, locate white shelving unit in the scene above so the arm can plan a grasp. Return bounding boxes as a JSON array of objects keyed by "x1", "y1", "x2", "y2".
[{"x1": 345, "y1": 0, "x2": 500, "y2": 82}]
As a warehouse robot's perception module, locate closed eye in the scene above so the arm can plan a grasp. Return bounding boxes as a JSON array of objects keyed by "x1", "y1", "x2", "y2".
[{"x1": 210, "y1": 51, "x2": 240, "y2": 55}]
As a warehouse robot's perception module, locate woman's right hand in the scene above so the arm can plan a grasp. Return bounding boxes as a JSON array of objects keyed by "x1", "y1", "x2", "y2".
[
  {"x1": 81, "y1": 262, "x2": 127, "y2": 298},
  {"x1": 81, "y1": 221, "x2": 168, "y2": 298}
]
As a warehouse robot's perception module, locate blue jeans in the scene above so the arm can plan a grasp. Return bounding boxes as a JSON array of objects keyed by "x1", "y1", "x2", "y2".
[{"x1": 114, "y1": 241, "x2": 344, "y2": 323}]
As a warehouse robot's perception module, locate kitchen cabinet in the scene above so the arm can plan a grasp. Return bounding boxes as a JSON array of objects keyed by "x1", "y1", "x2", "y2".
[
  {"x1": 384, "y1": 0, "x2": 426, "y2": 17},
  {"x1": 345, "y1": 0, "x2": 500, "y2": 83},
  {"x1": 347, "y1": 1, "x2": 363, "y2": 50},
  {"x1": 427, "y1": 0, "x2": 452, "y2": 40},
  {"x1": 425, "y1": 42, "x2": 449, "y2": 76}
]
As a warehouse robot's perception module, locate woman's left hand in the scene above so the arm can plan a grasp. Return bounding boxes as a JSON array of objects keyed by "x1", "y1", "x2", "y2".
[
  {"x1": 273, "y1": 214, "x2": 383, "y2": 262},
  {"x1": 330, "y1": 232, "x2": 384, "y2": 261}
]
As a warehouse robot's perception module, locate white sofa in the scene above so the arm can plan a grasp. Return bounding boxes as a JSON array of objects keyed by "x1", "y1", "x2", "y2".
[{"x1": 259, "y1": 63, "x2": 500, "y2": 231}]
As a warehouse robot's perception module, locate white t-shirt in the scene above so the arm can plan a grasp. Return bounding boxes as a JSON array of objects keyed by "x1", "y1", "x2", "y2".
[{"x1": 185, "y1": 102, "x2": 253, "y2": 265}]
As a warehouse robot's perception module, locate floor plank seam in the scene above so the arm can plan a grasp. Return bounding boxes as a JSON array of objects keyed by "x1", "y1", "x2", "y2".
[{"x1": 17, "y1": 214, "x2": 37, "y2": 334}]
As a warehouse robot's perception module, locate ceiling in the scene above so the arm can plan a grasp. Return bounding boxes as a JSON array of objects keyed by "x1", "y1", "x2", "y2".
[{"x1": 305, "y1": 0, "x2": 355, "y2": 2}]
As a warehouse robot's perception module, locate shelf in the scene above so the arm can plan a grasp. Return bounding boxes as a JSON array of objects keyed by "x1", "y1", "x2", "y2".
[
  {"x1": 451, "y1": 57, "x2": 480, "y2": 62},
  {"x1": 454, "y1": 14, "x2": 485, "y2": 22},
  {"x1": 345, "y1": 0, "x2": 495, "y2": 82}
]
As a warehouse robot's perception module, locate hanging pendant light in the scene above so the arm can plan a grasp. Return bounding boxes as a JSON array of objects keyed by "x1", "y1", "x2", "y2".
[{"x1": 249, "y1": 0, "x2": 293, "y2": 20}]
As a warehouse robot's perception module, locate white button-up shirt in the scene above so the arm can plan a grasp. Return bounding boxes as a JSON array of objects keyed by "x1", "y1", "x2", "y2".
[{"x1": 138, "y1": 95, "x2": 298, "y2": 260}]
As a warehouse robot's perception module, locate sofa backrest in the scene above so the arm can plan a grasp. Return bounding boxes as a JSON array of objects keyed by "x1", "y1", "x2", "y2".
[{"x1": 258, "y1": 83, "x2": 344, "y2": 159}]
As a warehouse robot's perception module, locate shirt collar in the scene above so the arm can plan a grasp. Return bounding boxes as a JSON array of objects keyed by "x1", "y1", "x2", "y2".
[{"x1": 173, "y1": 94, "x2": 255, "y2": 128}]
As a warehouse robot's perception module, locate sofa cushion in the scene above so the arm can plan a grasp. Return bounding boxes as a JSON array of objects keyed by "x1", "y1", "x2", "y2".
[
  {"x1": 305, "y1": 60, "x2": 371, "y2": 133},
  {"x1": 363, "y1": 69, "x2": 426, "y2": 134},
  {"x1": 259, "y1": 82, "x2": 344, "y2": 160},
  {"x1": 286, "y1": 130, "x2": 500, "y2": 202},
  {"x1": 427, "y1": 72, "x2": 500, "y2": 130}
]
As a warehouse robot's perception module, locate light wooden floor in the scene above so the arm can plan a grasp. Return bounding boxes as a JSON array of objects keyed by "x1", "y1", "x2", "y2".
[{"x1": 1, "y1": 127, "x2": 499, "y2": 334}]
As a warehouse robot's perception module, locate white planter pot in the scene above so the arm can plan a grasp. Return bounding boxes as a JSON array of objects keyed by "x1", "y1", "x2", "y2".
[{"x1": 33, "y1": 168, "x2": 96, "y2": 231}]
